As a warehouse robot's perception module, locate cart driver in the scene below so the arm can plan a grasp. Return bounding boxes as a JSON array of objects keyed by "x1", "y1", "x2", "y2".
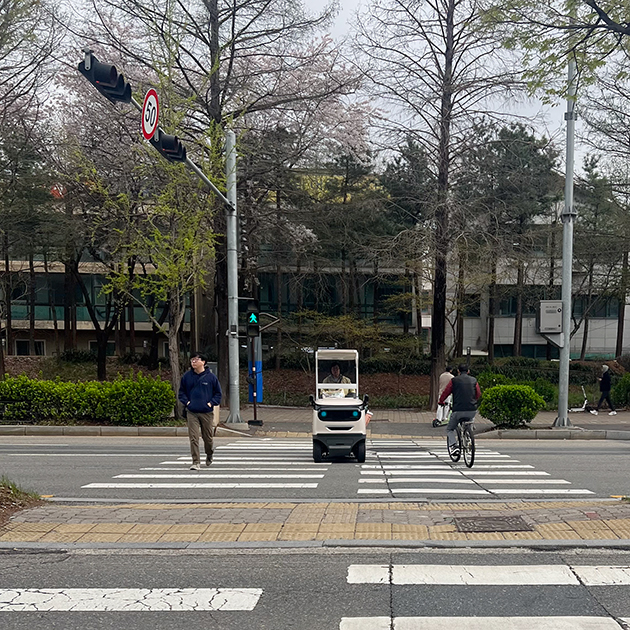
[
  {"x1": 438, "y1": 364, "x2": 481, "y2": 457},
  {"x1": 322, "y1": 363, "x2": 356, "y2": 398}
]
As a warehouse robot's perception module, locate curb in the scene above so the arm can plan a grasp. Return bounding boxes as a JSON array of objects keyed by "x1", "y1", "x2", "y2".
[
  {"x1": 0, "y1": 424, "x2": 253, "y2": 438},
  {"x1": 3, "y1": 539, "x2": 630, "y2": 551},
  {"x1": 1, "y1": 425, "x2": 629, "y2": 441}
]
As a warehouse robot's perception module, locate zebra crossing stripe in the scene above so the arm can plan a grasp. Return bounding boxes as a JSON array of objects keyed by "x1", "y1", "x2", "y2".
[
  {"x1": 0, "y1": 588, "x2": 262, "y2": 611},
  {"x1": 114, "y1": 474, "x2": 325, "y2": 479},
  {"x1": 357, "y1": 488, "x2": 489, "y2": 495},
  {"x1": 82, "y1": 483, "x2": 319, "y2": 489},
  {"x1": 347, "y1": 564, "x2": 580, "y2": 585},
  {"x1": 339, "y1": 617, "x2": 622, "y2": 629}
]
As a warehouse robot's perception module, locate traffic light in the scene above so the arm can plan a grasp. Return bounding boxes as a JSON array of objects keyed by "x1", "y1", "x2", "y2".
[
  {"x1": 78, "y1": 52, "x2": 132, "y2": 103},
  {"x1": 149, "y1": 129, "x2": 187, "y2": 163},
  {"x1": 247, "y1": 301, "x2": 260, "y2": 337}
]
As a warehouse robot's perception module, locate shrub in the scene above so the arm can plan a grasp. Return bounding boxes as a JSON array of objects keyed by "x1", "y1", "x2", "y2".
[
  {"x1": 478, "y1": 384, "x2": 545, "y2": 429},
  {"x1": 477, "y1": 372, "x2": 511, "y2": 389},
  {"x1": 0, "y1": 374, "x2": 175, "y2": 425},
  {"x1": 58, "y1": 349, "x2": 97, "y2": 364},
  {"x1": 612, "y1": 373, "x2": 630, "y2": 407},
  {"x1": 529, "y1": 378, "x2": 557, "y2": 405}
]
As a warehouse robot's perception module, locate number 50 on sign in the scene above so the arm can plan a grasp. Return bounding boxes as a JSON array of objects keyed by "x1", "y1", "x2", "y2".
[{"x1": 142, "y1": 89, "x2": 159, "y2": 140}]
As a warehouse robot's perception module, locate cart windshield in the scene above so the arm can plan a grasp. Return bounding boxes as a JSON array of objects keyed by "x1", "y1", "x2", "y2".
[{"x1": 316, "y1": 353, "x2": 359, "y2": 399}]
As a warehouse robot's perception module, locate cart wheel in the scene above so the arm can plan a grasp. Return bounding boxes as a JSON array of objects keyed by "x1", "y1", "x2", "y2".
[
  {"x1": 354, "y1": 440, "x2": 366, "y2": 463},
  {"x1": 313, "y1": 441, "x2": 324, "y2": 463},
  {"x1": 432, "y1": 419, "x2": 440, "y2": 428}
]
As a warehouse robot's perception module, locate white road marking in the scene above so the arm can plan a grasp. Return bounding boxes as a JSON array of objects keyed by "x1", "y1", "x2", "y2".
[
  {"x1": 573, "y1": 566, "x2": 630, "y2": 585},
  {"x1": 114, "y1": 474, "x2": 325, "y2": 479},
  {"x1": 340, "y1": 618, "x2": 622, "y2": 629},
  {"x1": 478, "y1": 479, "x2": 571, "y2": 484},
  {"x1": 159, "y1": 461, "x2": 328, "y2": 465},
  {"x1": 358, "y1": 478, "x2": 476, "y2": 484},
  {"x1": 357, "y1": 488, "x2": 489, "y2": 495},
  {"x1": 492, "y1": 489, "x2": 594, "y2": 495},
  {"x1": 82, "y1": 483, "x2": 319, "y2": 489},
  {"x1": 347, "y1": 564, "x2": 579, "y2": 585},
  {"x1": 0, "y1": 588, "x2": 262, "y2": 611},
  {"x1": 141, "y1": 467, "x2": 329, "y2": 472}
]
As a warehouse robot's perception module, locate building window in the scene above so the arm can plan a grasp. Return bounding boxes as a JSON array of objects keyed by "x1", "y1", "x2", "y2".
[
  {"x1": 88, "y1": 341, "x2": 116, "y2": 356},
  {"x1": 573, "y1": 296, "x2": 619, "y2": 319},
  {"x1": 463, "y1": 294, "x2": 481, "y2": 318},
  {"x1": 15, "y1": 340, "x2": 45, "y2": 356}
]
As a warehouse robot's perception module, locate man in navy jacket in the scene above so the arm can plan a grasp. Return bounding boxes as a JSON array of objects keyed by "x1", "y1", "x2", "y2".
[{"x1": 178, "y1": 352, "x2": 222, "y2": 470}]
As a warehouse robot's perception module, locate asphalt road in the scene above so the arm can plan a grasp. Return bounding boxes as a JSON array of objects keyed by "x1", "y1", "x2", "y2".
[
  {"x1": 1, "y1": 436, "x2": 630, "y2": 501},
  {"x1": 2, "y1": 548, "x2": 630, "y2": 628}
]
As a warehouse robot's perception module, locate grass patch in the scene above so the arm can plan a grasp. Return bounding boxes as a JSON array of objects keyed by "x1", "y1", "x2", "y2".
[{"x1": 0, "y1": 476, "x2": 41, "y2": 527}]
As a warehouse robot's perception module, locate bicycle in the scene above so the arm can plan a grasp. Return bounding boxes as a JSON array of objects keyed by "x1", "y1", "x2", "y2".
[{"x1": 447, "y1": 418, "x2": 475, "y2": 468}]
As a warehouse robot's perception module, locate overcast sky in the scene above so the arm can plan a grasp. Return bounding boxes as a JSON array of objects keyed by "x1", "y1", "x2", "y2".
[{"x1": 309, "y1": 0, "x2": 582, "y2": 171}]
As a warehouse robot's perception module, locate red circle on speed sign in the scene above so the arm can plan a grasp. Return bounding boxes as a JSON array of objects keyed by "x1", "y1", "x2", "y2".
[{"x1": 142, "y1": 89, "x2": 159, "y2": 140}]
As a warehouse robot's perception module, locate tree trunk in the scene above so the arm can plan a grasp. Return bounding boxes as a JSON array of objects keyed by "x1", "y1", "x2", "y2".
[
  {"x1": 96, "y1": 331, "x2": 108, "y2": 381},
  {"x1": 275, "y1": 262, "x2": 282, "y2": 370},
  {"x1": 215, "y1": 238, "x2": 229, "y2": 398},
  {"x1": 128, "y1": 301, "x2": 136, "y2": 354},
  {"x1": 4, "y1": 233, "x2": 12, "y2": 356},
  {"x1": 168, "y1": 292, "x2": 186, "y2": 420},
  {"x1": 430, "y1": 0, "x2": 455, "y2": 411},
  {"x1": 28, "y1": 252, "x2": 36, "y2": 354},
  {"x1": 616, "y1": 250, "x2": 628, "y2": 357},
  {"x1": 580, "y1": 314, "x2": 590, "y2": 361},
  {"x1": 455, "y1": 248, "x2": 465, "y2": 357},
  {"x1": 487, "y1": 259, "x2": 497, "y2": 364},
  {"x1": 512, "y1": 261, "x2": 523, "y2": 356},
  {"x1": 43, "y1": 252, "x2": 60, "y2": 355},
  {"x1": 63, "y1": 261, "x2": 75, "y2": 352}
]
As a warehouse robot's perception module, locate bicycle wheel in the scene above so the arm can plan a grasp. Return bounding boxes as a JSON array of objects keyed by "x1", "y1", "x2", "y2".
[
  {"x1": 462, "y1": 423, "x2": 475, "y2": 468},
  {"x1": 448, "y1": 424, "x2": 462, "y2": 462}
]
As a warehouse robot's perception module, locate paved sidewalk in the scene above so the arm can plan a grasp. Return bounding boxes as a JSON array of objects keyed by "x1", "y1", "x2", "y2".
[{"x1": 4, "y1": 499, "x2": 630, "y2": 549}]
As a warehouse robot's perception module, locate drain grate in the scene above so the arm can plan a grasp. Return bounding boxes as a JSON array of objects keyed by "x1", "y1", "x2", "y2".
[{"x1": 454, "y1": 516, "x2": 533, "y2": 533}]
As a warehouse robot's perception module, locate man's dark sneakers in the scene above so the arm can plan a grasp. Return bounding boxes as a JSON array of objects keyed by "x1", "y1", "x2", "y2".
[{"x1": 205, "y1": 454, "x2": 212, "y2": 467}]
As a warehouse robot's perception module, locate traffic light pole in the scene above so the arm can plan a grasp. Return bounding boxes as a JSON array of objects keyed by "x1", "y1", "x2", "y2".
[{"x1": 224, "y1": 130, "x2": 245, "y2": 426}]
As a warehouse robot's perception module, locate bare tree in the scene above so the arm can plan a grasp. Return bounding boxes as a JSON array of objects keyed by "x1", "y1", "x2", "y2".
[{"x1": 354, "y1": 0, "x2": 521, "y2": 407}]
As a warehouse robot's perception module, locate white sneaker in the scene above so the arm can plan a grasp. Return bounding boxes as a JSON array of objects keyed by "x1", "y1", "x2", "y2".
[
  {"x1": 189, "y1": 463, "x2": 201, "y2": 470},
  {"x1": 589, "y1": 410, "x2": 598, "y2": 415},
  {"x1": 609, "y1": 411, "x2": 617, "y2": 416}
]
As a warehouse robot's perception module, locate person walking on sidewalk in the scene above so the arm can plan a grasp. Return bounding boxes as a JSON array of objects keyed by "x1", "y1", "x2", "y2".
[
  {"x1": 590, "y1": 364, "x2": 616, "y2": 416},
  {"x1": 178, "y1": 352, "x2": 222, "y2": 470},
  {"x1": 439, "y1": 364, "x2": 481, "y2": 457}
]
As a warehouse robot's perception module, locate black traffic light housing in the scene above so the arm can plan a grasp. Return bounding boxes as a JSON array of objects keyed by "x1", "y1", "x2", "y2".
[
  {"x1": 78, "y1": 51, "x2": 131, "y2": 104},
  {"x1": 247, "y1": 300, "x2": 260, "y2": 337},
  {"x1": 149, "y1": 129, "x2": 187, "y2": 163}
]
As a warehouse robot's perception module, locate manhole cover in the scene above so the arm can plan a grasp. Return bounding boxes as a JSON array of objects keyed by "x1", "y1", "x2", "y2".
[{"x1": 454, "y1": 516, "x2": 532, "y2": 533}]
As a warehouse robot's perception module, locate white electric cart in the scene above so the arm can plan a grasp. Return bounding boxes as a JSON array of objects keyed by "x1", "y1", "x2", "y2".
[{"x1": 309, "y1": 348, "x2": 369, "y2": 463}]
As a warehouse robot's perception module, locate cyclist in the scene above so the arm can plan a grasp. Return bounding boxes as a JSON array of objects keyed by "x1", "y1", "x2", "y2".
[{"x1": 438, "y1": 364, "x2": 481, "y2": 457}]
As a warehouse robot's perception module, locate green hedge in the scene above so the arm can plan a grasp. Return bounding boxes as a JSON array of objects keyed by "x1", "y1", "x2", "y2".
[
  {"x1": 0, "y1": 374, "x2": 176, "y2": 425},
  {"x1": 478, "y1": 384, "x2": 545, "y2": 428}
]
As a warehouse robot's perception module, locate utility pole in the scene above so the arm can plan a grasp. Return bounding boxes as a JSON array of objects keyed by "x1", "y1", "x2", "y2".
[
  {"x1": 554, "y1": 55, "x2": 578, "y2": 427},
  {"x1": 225, "y1": 130, "x2": 245, "y2": 426}
]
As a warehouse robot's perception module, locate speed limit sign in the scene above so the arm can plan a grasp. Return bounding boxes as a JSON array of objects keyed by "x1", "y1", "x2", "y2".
[{"x1": 141, "y1": 89, "x2": 159, "y2": 140}]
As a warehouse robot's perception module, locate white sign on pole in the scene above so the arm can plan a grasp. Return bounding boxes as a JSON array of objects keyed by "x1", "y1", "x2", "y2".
[{"x1": 141, "y1": 89, "x2": 159, "y2": 140}]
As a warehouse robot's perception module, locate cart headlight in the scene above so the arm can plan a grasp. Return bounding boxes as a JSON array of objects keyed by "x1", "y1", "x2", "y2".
[
  {"x1": 352, "y1": 410, "x2": 360, "y2": 418},
  {"x1": 320, "y1": 410, "x2": 327, "y2": 418}
]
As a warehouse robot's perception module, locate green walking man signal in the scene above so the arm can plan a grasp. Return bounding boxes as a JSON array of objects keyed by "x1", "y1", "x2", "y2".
[{"x1": 247, "y1": 301, "x2": 260, "y2": 337}]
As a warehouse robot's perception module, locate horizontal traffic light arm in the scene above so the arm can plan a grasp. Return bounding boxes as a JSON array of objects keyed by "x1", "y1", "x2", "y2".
[{"x1": 127, "y1": 97, "x2": 230, "y2": 206}]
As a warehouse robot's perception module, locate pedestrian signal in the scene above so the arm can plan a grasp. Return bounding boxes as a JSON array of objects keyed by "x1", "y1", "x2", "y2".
[{"x1": 247, "y1": 301, "x2": 260, "y2": 337}]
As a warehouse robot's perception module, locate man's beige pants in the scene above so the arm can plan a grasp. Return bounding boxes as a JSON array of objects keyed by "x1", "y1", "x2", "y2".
[{"x1": 187, "y1": 407, "x2": 219, "y2": 464}]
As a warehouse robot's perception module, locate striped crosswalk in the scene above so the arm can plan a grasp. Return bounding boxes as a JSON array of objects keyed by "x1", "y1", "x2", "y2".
[
  {"x1": 81, "y1": 439, "x2": 329, "y2": 492},
  {"x1": 342, "y1": 562, "x2": 630, "y2": 629},
  {"x1": 361, "y1": 439, "x2": 594, "y2": 498}
]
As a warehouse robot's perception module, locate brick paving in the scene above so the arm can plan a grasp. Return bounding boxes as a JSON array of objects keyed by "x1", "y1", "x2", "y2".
[{"x1": 4, "y1": 499, "x2": 630, "y2": 544}]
